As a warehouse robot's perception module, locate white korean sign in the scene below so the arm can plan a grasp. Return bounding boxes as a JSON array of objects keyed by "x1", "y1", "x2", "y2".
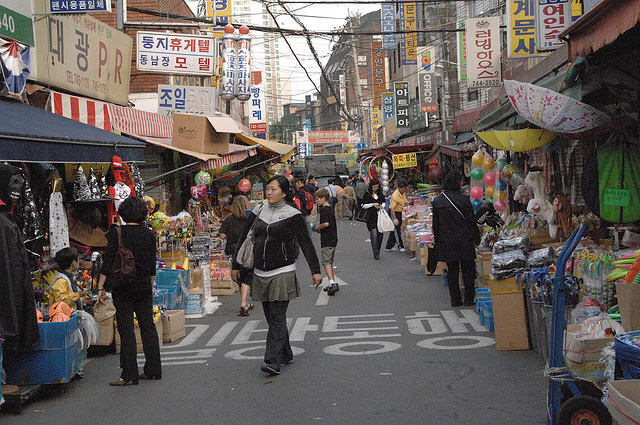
[
  {"x1": 235, "y1": 30, "x2": 250, "y2": 101},
  {"x1": 49, "y1": 0, "x2": 111, "y2": 13},
  {"x1": 339, "y1": 73, "x2": 346, "y2": 104},
  {"x1": 249, "y1": 71, "x2": 266, "y2": 134},
  {"x1": 467, "y1": 17, "x2": 501, "y2": 88},
  {"x1": 136, "y1": 32, "x2": 216, "y2": 76},
  {"x1": 157, "y1": 85, "x2": 217, "y2": 117},
  {"x1": 535, "y1": 0, "x2": 571, "y2": 51}
]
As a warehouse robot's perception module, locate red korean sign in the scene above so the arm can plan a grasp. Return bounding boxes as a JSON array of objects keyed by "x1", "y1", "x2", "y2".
[
  {"x1": 308, "y1": 131, "x2": 349, "y2": 144},
  {"x1": 535, "y1": 0, "x2": 571, "y2": 51}
]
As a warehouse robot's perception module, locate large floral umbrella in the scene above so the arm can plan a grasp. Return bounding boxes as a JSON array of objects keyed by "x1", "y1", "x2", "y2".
[
  {"x1": 0, "y1": 38, "x2": 30, "y2": 95},
  {"x1": 475, "y1": 128, "x2": 557, "y2": 152},
  {"x1": 504, "y1": 80, "x2": 609, "y2": 134}
]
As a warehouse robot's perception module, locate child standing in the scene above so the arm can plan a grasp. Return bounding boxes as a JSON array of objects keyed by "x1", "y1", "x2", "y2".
[
  {"x1": 313, "y1": 188, "x2": 339, "y2": 295},
  {"x1": 47, "y1": 247, "x2": 92, "y2": 310}
]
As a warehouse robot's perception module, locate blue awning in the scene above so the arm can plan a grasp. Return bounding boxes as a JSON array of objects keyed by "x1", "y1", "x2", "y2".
[{"x1": 0, "y1": 97, "x2": 145, "y2": 163}]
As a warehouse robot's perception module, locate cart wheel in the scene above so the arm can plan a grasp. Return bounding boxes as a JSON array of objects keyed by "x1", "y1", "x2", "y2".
[{"x1": 557, "y1": 395, "x2": 612, "y2": 425}]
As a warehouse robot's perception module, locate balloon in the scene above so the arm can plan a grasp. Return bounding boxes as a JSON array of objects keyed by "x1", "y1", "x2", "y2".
[
  {"x1": 143, "y1": 195, "x2": 155, "y2": 214},
  {"x1": 428, "y1": 166, "x2": 442, "y2": 184},
  {"x1": 471, "y1": 199, "x2": 483, "y2": 211},
  {"x1": 177, "y1": 211, "x2": 193, "y2": 230},
  {"x1": 194, "y1": 171, "x2": 212, "y2": 186},
  {"x1": 484, "y1": 173, "x2": 496, "y2": 186},
  {"x1": 494, "y1": 200, "x2": 507, "y2": 211},
  {"x1": 470, "y1": 168, "x2": 484, "y2": 181},
  {"x1": 150, "y1": 212, "x2": 168, "y2": 231},
  {"x1": 496, "y1": 190, "x2": 507, "y2": 201},
  {"x1": 485, "y1": 185, "x2": 495, "y2": 198},
  {"x1": 496, "y1": 158, "x2": 508, "y2": 170},
  {"x1": 470, "y1": 186, "x2": 483, "y2": 199},
  {"x1": 496, "y1": 180, "x2": 507, "y2": 191},
  {"x1": 472, "y1": 152, "x2": 484, "y2": 166},
  {"x1": 483, "y1": 157, "x2": 496, "y2": 170},
  {"x1": 238, "y1": 178, "x2": 252, "y2": 193}
]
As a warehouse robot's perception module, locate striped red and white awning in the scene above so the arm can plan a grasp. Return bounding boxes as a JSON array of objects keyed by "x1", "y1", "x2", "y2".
[
  {"x1": 201, "y1": 145, "x2": 258, "y2": 170},
  {"x1": 50, "y1": 91, "x2": 112, "y2": 130}
]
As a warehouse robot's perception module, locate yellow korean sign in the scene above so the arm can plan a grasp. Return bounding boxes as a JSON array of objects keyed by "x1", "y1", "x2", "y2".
[
  {"x1": 392, "y1": 153, "x2": 417, "y2": 169},
  {"x1": 507, "y1": 0, "x2": 540, "y2": 58},
  {"x1": 206, "y1": 0, "x2": 232, "y2": 86}
]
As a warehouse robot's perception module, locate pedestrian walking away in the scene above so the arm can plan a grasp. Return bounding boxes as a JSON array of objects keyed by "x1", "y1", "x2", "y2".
[
  {"x1": 385, "y1": 179, "x2": 409, "y2": 252},
  {"x1": 361, "y1": 178, "x2": 386, "y2": 260},
  {"x1": 355, "y1": 178, "x2": 368, "y2": 217},
  {"x1": 313, "y1": 188, "x2": 339, "y2": 295},
  {"x1": 231, "y1": 176, "x2": 322, "y2": 376},
  {"x1": 342, "y1": 184, "x2": 356, "y2": 220},
  {"x1": 431, "y1": 171, "x2": 479, "y2": 307}
]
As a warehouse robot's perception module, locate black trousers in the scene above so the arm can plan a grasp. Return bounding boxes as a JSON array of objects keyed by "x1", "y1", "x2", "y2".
[
  {"x1": 385, "y1": 211, "x2": 404, "y2": 249},
  {"x1": 369, "y1": 227, "x2": 383, "y2": 258},
  {"x1": 445, "y1": 260, "x2": 476, "y2": 304},
  {"x1": 113, "y1": 285, "x2": 162, "y2": 381},
  {"x1": 262, "y1": 300, "x2": 293, "y2": 368}
]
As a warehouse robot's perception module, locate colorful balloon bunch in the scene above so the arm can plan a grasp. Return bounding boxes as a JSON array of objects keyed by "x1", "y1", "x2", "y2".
[{"x1": 469, "y1": 150, "x2": 508, "y2": 212}]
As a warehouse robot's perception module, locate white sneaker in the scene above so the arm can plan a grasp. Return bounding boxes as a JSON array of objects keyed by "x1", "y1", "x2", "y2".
[
  {"x1": 386, "y1": 247, "x2": 397, "y2": 252},
  {"x1": 399, "y1": 248, "x2": 407, "y2": 253}
]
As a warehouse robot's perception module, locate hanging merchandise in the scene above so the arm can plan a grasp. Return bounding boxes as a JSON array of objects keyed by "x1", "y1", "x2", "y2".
[
  {"x1": 195, "y1": 171, "x2": 212, "y2": 186},
  {"x1": 121, "y1": 162, "x2": 137, "y2": 197},
  {"x1": 380, "y1": 161, "x2": 389, "y2": 194},
  {"x1": 73, "y1": 164, "x2": 92, "y2": 201},
  {"x1": 150, "y1": 212, "x2": 168, "y2": 233},
  {"x1": 469, "y1": 148, "x2": 485, "y2": 210},
  {"x1": 238, "y1": 178, "x2": 251, "y2": 193},
  {"x1": 49, "y1": 192, "x2": 69, "y2": 257},
  {"x1": 525, "y1": 171, "x2": 557, "y2": 238},
  {"x1": 98, "y1": 166, "x2": 109, "y2": 198},
  {"x1": 143, "y1": 195, "x2": 156, "y2": 214},
  {"x1": 15, "y1": 168, "x2": 44, "y2": 242},
  {"x1": 0, "y1": 38, "x2": 30, "y2": 95},
  {"x1": 190, "y1": 185, "x2": 207, "y2": 202},
  {"x1": 129, "y1": 162, "x2": 145, "y2": 197},
  {"x1": 87, "y1": 167, "x2": 101, "y2": 199},
  {"x1": 427, "y1": 160, "x2": 442, "y2": 184},
  {"x1": 582, "y1": 128, "x2": 640, "y2": 224}
]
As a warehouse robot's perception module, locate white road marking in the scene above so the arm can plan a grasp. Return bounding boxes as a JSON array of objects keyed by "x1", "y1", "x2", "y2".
[
  {"x1": 164, "y1": 324, "x2": 209, "y2": 349},
  {"x1": 417, "y1": 336, "x2": 495, "y2": 350},
  {"x1": 205, "y1": 322, "x2": 239, "y2": 347}
]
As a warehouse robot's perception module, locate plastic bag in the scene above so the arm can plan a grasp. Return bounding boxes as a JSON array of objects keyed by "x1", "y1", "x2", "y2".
[
  {"x1": 528, "y1": 247, "x2": 556, "y2": 268},
  {"x1": 493, "y1": 236, "x2": 530, "y2": 254},
  {"x1": 377, "y1": 209, "x2": 395, "y2": 232},
  {"x1": 491, "y1": 249, "x2": 528, "y2": 279}
]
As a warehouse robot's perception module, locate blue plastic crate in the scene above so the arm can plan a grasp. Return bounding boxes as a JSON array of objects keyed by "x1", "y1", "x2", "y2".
[
  {"x1": 482, "y1": 309, "x2": 495, "y2": 331},
  {"x1": 153, "y1": 289, "x2": 168, "y2": 306},
  {"x1": 166, "y1": 287, "x2": 179, "y2": 310},
  {"x1": 3, "y1": 340, "x2": 83, "y2": 385},
  {"x1": 32, "y1": 314, "x2": 80, "y2": 350},
  {"x1": 475, "y1": 288, "x2": 491, "y2": 298}
]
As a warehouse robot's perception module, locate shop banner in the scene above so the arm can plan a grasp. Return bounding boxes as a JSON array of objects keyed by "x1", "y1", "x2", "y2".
[
  {"x1": 206, "y1": 0, "x2": 232, "y2": 29},
  {"x1": 335, "y1": 153, "x2": 358, "y2": 163},
  {"x1": 32, "y1": 12, "x2": 132, "y2": 106},
  {"x1": 381, "y1": 3, "x2": 395, "y2": 50},
  {"x1": 467, "y1": 17, "x2": 501, "y2": 88},
  {"x1": 157, "y1": 85, "x2": 217, "y2": 117},
  {"x1": 371, "y1": 107, "x2": 381, "y2": 141},
  {"x1": 249, "y1": 71, "x2": 267, "y2": 134},
  {"x1": 392, "y1": 153, "x2": 417, "y2": 169},
  {"x1": 417, "y1": 46, "x2": 437, "y2": 113},
  {"x1": 399, "y1": 3, "x2": 417, "y2": 65},
  {"x1": 0, "y1": 1, "x2": 34, "y2": 45},
  {"x1": 49, "y1": 0, "x2": 110, "y2": 13},
  {"x1": 309, "y1": 131, "x2": 349, "y2": 144},
  {"x1": 457, "y1": 21, "x2": 467, "y2": 82},
  {"x1": 339, "y1": 73, "x2": 346, "y2": 105},
  {"x1": 382, "y1": 92, "x2": 394, "y2": 121},
  {"x1": 394, "y1": 82, "x2": 409, "y2": 128},
  {"x1": 535, "y1": 0, "x2": 571, "y2": 51},
  {"x1": 297, "y1": 142, "x2": 310, "y2": 159},
  {"x1": 371, "y1": 42, "x2": 386, "y2": 107},
  {"x1": 507, "y1": 0, "x2": 540, "y2": 58},
  {"x1": 137, "y1": 31, "x2": 215, "y2": 76}
]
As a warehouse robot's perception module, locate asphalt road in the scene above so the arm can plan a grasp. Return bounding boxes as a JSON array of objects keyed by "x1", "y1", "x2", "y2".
[{"x1": 1, "y1": 218, "x2": 548, "y2": 424}]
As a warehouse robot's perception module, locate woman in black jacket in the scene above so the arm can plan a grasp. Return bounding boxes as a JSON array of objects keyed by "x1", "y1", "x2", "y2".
[
  {"x1": 432, "y1": 171, "x2": 479, "y2": 307},
  {"x1": 361, "y1": 178, "x2": 386, "y2": 260},
  {"x1": 97, "y1": 196, "x2": 161, "y2": 386},
  {"x1": 231, "y1": 175, "x2": 322, "y2": 376}
]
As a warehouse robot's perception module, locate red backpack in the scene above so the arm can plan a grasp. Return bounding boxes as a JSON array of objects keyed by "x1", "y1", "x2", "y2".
[{"x1": 301, "y1": 190, "x2": 314, "y2": 213}]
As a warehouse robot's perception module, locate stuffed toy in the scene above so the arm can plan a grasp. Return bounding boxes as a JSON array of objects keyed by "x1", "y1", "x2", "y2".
[
  {"x1": 107, "y1": 156, "x2": 136, "y2": 225},
  {"x1": 553, "y1": 195, "x2": 573, "y2": 240},
  {"x1": 525, "y1": 171, "x2": 558, "y2": 239},
  {"x1": 513, "y1": 184, "x2": 533, "y2": 205}
]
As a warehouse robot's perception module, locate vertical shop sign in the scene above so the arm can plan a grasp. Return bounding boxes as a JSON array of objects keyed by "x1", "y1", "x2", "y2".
[
  {"x1": 305, "y1": 94, "x2": 313, "y2": 127},
  {"x1": 467, "y1": 17, "x2": 501, "y2": 88},
  {"x1": 32, "y1": 12, "x2": 132, "y2": 105},
  {"x1": 535, "y1": 0, "x2": 571, "y2": 51},
  {"x1": 400, "y1": 3, "x2": 417, "y2": 65},
  {"x1": 49, "y1": 0, "x2": 111, "y2": 13},
  {"x1": 394, "y1": 82, "x2": 409, "y2": 128},
  {"x1": 157, "y1": 85, "x2": 217, "y2": 116},
  {"x1": 220, "y1": 25, "x2": 236, "y2": 100},
  {"x1": 371, "y1": 42, "x2": 386, "y2": 107},
  {"x1": 235, "y1": 26, "x2": 251, "y2": 101},
  {"x1": 137, "y1": 32, "x2": 215, "y2": 76},
  {"x1": 381, "y1": 3, "x2": 395, "y2": 50},
  {"x1": 0, "y1": 1, "x2": 34, "y2": 45},
  {"x1": 457, "y1": 21, "x2": 467, "y2": 82},
  {"x1": 371, "y1": 107, "x2": 381, "y2": 141},
  {"x1": 206, "y1": 0, "x2": 232, "y2": 86},
  {"x1": 507, "y1": 0, "x2": 540, "y2": 58},
  {"x1": 417, "y1": 46, "x2": 437, "y2": 113},
  {"x1": 250, "y1": 71, "x2": 267, "y2": 134},
  {"x1": 382, "y1": 92, "x2": 394, "y2": 121}
]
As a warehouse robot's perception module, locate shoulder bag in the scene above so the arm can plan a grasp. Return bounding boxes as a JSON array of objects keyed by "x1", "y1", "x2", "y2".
[
  {"x1": 442, "y1": 193, "x2": 481, "y2": 245},
  {"x1": 235, "y1": 205, "x2": 262, "y2": 269},
  {"x1": 104, "y1": 226, "x2": 136, "y2": 292}
]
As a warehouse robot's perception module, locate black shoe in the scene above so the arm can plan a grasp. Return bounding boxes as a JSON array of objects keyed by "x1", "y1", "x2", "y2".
[
  {"x1": 281, "y1": 359, "x2": 294, "y2": 366},
  {"x1": 139, "y1": 373, "x2": 162, "y2": 380},
  {"x1": 327, "y1": 283, "x2": 339, "y2": 296},
  {"x1": 323, "y1": 285, "x2": 329, "y2": 292},
  {"x1": 374, "y1": 255, "x2": 380, "y2": 260},
  {"x1": 261, "y1": 363, "x2": 280, "y2": 376},
  {"x1": 451, "y1": 300, "x2": 463, "y2": 307},
  {"x1": 464, "y1": 300, "x2": 476, "y2": 307}
]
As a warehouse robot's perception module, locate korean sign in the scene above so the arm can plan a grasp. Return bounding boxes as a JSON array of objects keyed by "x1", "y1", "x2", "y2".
[
  {"x1": 371, "y1": 42, "x2": 386, "y2": 107},
  {"x1": 49, "y1": 0, "x2": 111, "y2": 13},
  {"x1": 206, "y1": 0, "x2": 232, "y2": 28},
  {"x1": 399, "y1": 3, "x2": 417, "y2": 65},
  {"x1": 417, "y1": 46, "x2": 437, "y2": 113},
  {"x1": 467, "y1": 17, "x2": 501, "y2": 88},
  {"x1": 32, "y1": 12, "x2": 132, "y2": 105},
  {"x1": 136, "y1": 32, "x2": 216, "y2": 76},
  {"x1": 249, "y1": 71, "x2": 267, "y2": 134},
  {"x1": 394, "y1": 82, "x2": 409, "y2": 128},
  {"x1": 507, "y1": 0, "x2": 540, "y2": 58},
  {"x1": 457, "y1": 21, "x2": 467, "y2": 82},
  {"x1": 297, "y1": 142, "x2": 310, "y2": 159},
  {"x1": 381, "y1": 3, "x2": 395, "y2": 50},
  {"x1": 371, "y1": 107, "x2": 381, "y2": 139},
  {"x1": 392, "y1": 153, "x2": 417, "y2": 169},
  {"x1": 0, "y1": 1, "x2": 34, "y2": 45},
  {"x1": 308, "y1": 131, "x2": 349, "y2": 144},
  {"x1": 382, "y1": 92, "x2": 394, "y2": 121},
  {"x1": 535, "y1": 0, "x2": 572, "y2": 51},
  {"x1": 157, "y1": 85, "x2": 217, "y2": 117}
]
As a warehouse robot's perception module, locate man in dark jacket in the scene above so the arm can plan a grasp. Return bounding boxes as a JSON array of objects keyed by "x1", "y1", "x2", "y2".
[{"x1": 432, "y1": 171, "x2": 478, "y2": 307}]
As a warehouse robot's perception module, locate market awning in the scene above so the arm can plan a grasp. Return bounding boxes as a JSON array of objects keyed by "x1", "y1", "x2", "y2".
[
  {"x1": 234, "y1": 133, "x2": 296, "y2": 162},
  {"x1": 452, "y1": 104, "x2": 488, "y2": 134},
  {"x1": 558, "y1": 0, "x2": 640, "y2": 62},
  {"x1": 0, "y1": 97, "x2": 145, "y2": 163}
]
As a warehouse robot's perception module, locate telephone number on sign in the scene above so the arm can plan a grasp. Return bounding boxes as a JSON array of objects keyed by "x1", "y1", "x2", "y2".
[{"x1": 470, "y1": 79, "x2": 500, "y2": 88}]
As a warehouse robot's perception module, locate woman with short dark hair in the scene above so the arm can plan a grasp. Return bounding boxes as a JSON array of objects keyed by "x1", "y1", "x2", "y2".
[{"x1": 361, "y1": 178, "x2": 386, "y2": 260}]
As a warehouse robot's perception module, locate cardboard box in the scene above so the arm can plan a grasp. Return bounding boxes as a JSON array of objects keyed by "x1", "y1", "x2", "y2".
[
  {"x1": 162, "y1": 310, "x2": 186, "y2": 343},
  {"x1": 616, "y1": 282, "x2": 640, "y2": 331},
  {"x1": 94, "y1": 317, "x2": 115, "y2": 346},
  {"x1": 608, "y1": 380, "x2": 640, "y2": 425},
  {"x1": 211, "y1": 278, "x2": 234, "y2": 289},
  {"x1": 115, "y1": 319, "x2": 163, "y2": 354},
  {"x1": 172, "y1": 114, "x2": 240, "y2": 154},
  {"x1": 564, "y1": 324, "x2": 613, "y2": 363},
  {"x1": 489, "y1": 277, "x2": 521, "y2": 295},
  {"x1": 211, "y1": 282, "x2": 239, "y2": 296},
  {"x1": 492, "y1": 290, "x2": 530, "y2": 350}
]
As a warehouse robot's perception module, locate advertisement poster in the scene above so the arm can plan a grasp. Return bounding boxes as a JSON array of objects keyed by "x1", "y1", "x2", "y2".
[
  {"x1": 249, "y1": 71, "x2": 267, "y2": 134},
  {"x1": 457, "y1": 21, "x2": 467, "y2": 82},
  {"x1": 417, "y1": 46, "x2": 437, "y2": 113},
  {"x1": 467, "y1": 17, "x2": 501, "y2": 88},
  {"x1": 392, "y1": 153, "x2": 417, "y2": 169},
  {"x1": 535, "y1": 0, "x2": 572, "y2": 51},
  {"x1": 137, "y1": 32, "x2": 216, "y2": 76},
  {"x1": 157, "y1": 85, "x2": 217, "y2": 117}
]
